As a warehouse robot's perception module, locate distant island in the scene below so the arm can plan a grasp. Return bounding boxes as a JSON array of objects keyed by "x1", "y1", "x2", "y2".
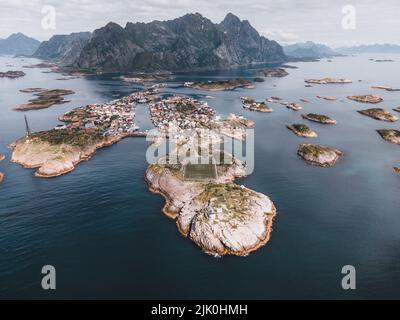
[
  {"x1": 15, "y1": 89, "x2": 75, "y2": 111},
  {"x1": 283, "y1": 41, "x2": 339, "y2": 59},
  {"x1": 0, "y1": 70, "x2": 25, "y2": 79},
  {"x1": 184, "y1": 78, "x2": 254, "y2": 91}
]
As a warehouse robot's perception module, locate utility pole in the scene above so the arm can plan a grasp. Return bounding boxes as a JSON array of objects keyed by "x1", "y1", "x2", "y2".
[{"x1": 24, "y1": 114, "x2": 31, "y2": 136}]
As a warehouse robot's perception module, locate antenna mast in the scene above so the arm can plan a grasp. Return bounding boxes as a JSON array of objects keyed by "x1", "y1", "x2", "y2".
[{"x1": 24, "y1": 114, "x2": 31, "y2": 136}]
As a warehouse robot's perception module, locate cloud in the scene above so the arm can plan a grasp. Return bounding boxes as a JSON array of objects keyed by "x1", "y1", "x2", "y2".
[
  {"x1": 262, "y1": 29, "x2": 300, "y2": 43},
  {"x1": 0, "y1": 0, "x2": 399, "y2": 45}
]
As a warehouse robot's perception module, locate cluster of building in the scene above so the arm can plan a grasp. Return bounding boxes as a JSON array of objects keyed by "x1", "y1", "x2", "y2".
[
  {"x1": 57, "y1": 89, "x2": 160, "y2": 136},
  {"x1": 149, "y1": 96, "x2": 216, "y2": 132}
]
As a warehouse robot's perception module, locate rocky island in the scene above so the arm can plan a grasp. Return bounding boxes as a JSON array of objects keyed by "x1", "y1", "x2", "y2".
[
  {"x1": 302, "y1": 113, "x2": 337, "y2": 124},
  {"x1": 15, "y1": 89, "x2": 75, "y2": 111},
  {"x1": 286, "y1": 103, "x2": 302, "y2": 111},
  {"x1": 257, "y1": 68, "x2": 288, "y2": 77},
  {"x1": 11, "y1": 128, "x2": 124, "y2": 177},
  {"x1": 184, "y1": 78, "x2": 254, "y2": 91},
  {"x1": 371, "y1": 85, "x2": 400, "y2": 92},
  {"x1": 376, "y1": 129, "x2": 400, "y2": 145},
  {"x1": 347, "y1": 94, "x2": 383, "y2": 104},
  {"x1": 0, "y1": 70, "x2": 26, "y2": 78},
  {"x1": 146, "y1": 91, "x2": 277, "y2": 256},
  {"x1": 358, "y1": 108, "x2": 398, "y2": 122},
  {"x1": 241, "y1": 97, "x2": 273, "y2": 113},
  {"x1": 317, "y1": 95, "x2": 337, "y2": 101},
  {"x1": 305, "y1": 78, "x2": 352, "y2": 84},
  {"x1": 298, "y1": 144, "x2": 343, "y2": 167},
  {"x1": 119, "y1": 73, "x2": 170, "y2": 84},
  {"x1": 394, "y1": 167, "x2": 400, "y2": 174},
  {"x1": 146, "y1": 151, "x2": 276, "y2": 257},
  {"x1": 287, "y1": 124, "x2": 317, "y2": 138}
]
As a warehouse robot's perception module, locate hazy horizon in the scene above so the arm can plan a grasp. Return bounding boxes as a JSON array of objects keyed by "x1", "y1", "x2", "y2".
[{"x1": 0, "y1": 0, "x2": 399, "y2": 47}]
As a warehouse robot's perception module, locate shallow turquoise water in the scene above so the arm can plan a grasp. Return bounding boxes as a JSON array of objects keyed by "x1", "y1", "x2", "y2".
[{"x1": 0, "y1": 55, "x2": 399, "y2": 299}]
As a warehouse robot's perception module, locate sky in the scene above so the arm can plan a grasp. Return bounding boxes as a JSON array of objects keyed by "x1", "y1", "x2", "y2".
[{"x1": 0, "y1": 0, "x2": 398, "y2": 47}]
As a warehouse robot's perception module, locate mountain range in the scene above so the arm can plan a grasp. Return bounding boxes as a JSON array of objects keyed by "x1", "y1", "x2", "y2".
[
  {"x1": 336, "y1": 44, "x2": 400, "y2": 54},
  {"x1": 283, "y1": 41, "x2": 338, "y2": 58},
  {"x1": 34, "y1": 13, "x2": 286, "y2": 72},
  {"x1": 0, "y1": 33, "x2": 40, "y2": 56}
]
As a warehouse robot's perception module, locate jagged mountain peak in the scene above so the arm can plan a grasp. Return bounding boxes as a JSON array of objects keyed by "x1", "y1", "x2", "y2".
[
  {"x1": 46, "y1": 13, "x2": 286, "y2": 72},
  {"x1": 0, "y1": 32, "x2": 40, "y2": 55},
  {"x1": 222, "y1": 13, "x2": 241, "y2": 23}
]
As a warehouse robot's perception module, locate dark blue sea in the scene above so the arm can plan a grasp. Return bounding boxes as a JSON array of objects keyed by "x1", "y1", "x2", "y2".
[{"x1": 0, "y1": 55, "x2": 399, "y2": 299}]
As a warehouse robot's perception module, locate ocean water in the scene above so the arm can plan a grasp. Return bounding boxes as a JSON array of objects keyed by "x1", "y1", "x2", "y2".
[{"x1": 0, "y1": 55, "x2": 399, "y2": 299}]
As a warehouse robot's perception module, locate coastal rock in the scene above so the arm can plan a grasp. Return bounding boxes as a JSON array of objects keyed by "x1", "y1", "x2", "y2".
[
  {"x1": 305, "y1": 77, "x2": 351, "y2": 84},
  {"x1": 394, "y1": 167, "x2": 400, "y2": 174},
  {"x1": 302, "y1": 113, "x2": 337, "y2": 124},
  {"x1": 298, "y1": 144, "x2": 343, "y2": 167},
  {"x1": 286, "y1": 103, "x2": 302, "y2": 111},
  {"x1": 347, "y1": 94, "x2": 383, "y2": 103},
  {"x1": 0, "y1": 154, "x2": 4, "y2": 161},
  {"x1": 241, "y1": 97, "x2": 273, "y2": 113},
  {"x1": 0, "y1": 70, "x2": 25, "y2": 79},
  {"x1": 287, "y1": 124, "x2": 317, "y2": 138},
  {"x1": 358, "y1": 108, "x2": 398, "y2": 122},
  {"x1": 376, "y1": 129, "x2": 400, "y2": 145},
  {"x1": 393, "y1": 107, "x2": 400, "y2": 113},
  {"x1": 258, "y1": 68, "x2": 288, "y2": 77},
  {"x1": 145, "y1": 159, "x2": 276, "y2": 256}
]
